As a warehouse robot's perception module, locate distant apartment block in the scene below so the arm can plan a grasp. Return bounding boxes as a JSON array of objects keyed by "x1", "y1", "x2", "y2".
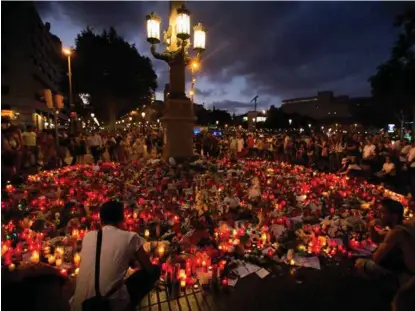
[
  {"x1": 1, "y1": 2, "x2": 65, "y2": 128},
  {"x1": 281, "y1": 91, "x2": 368, "y2": 121}
]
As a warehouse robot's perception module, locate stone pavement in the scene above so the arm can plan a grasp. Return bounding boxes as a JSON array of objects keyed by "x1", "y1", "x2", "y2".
[{"x1": 137, "y1": 263, "x2": 395, "y2": 311}]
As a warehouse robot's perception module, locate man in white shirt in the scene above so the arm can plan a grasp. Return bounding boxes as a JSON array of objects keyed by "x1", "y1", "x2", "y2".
[
  {"x1": 87, "y1": 131, "x2": 103, "y2": 163},
  {"x1": 72, "y1": 201, "x2": 160, "y2": 311},
  {"x1": 362, "y1": 139, "x2": 376, "y2": 160},
  {"x1": 22, "y1": 125, "x2": 38, "y2": 164},
  {"x1": 229, "y1": 136, "x2": 238, "y2": 156},
  {"x1": 237, "y1": 135, "x2": 244, "y2": 154},
  {"x1": 376, "y1": 155, "x2": 395, "y2": 178}
]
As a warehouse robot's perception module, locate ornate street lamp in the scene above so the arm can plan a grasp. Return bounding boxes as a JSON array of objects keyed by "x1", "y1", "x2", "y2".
[
  {"x1": 146, "y1": 12, "x2": 161, "y2": 44},
  {"x1": 146, "y1": 1, "x2": 207, "y2": 159}
]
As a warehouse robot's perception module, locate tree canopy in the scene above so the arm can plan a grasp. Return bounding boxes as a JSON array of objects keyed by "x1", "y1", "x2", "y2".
[
  {"x1": 369, "y1": 8, "x2": 415, "y2": 124},
  {"x1": 68, "y1": 27, "x2": 157, "y2": 125},
  {"x1": 195, "y1": 106, "x2": 232, "y2": 125}
]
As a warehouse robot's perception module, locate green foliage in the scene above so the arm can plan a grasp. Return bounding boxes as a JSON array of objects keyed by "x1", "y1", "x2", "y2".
[
  {"x1": 71, "y1": 27, "x2": 157, "y2": 123},
  {"x1": 369, "y1": 8, "x2": 415, "y2": 122}
]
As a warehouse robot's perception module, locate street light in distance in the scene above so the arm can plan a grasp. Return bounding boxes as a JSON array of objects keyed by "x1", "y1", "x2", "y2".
[{"x1": 63, "y1": 47, "x2": 75, "y2": 133}]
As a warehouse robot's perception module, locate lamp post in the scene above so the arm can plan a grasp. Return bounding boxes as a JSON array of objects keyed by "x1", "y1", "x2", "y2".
[
  {"x1": 146, "y1": 1, "x2": 206, "y2": 159},
  {"x1": 63, "y1": 48, "x2": 75, "y2": 134},
  {"x1": 63, "y1": 48, "x2": 73, "y2": 108},
  {"x1": 190, "y1": 60, "x2": 199, "y2": 104}
]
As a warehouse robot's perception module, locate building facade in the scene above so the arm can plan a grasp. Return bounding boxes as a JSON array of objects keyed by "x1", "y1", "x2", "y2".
[
  {"x1": 281, "y1": 91, "x2": 354, "y2": 121},
  {"x1": 2, "y1": 2, "x2": 65, "y2": 128}
]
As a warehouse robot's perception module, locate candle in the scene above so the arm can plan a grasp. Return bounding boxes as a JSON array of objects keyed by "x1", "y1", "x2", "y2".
[
  {"x1": 157, "y1": 245, "x2": 165, "y2": 258},
  {"x1": 30, "y1": 251, "x2": 40, "y2": 264},
  {"x1": 48, "y1": 255, "x2": 56, "y2": 265},
  {"x1": 261, "y1": 233, "x2": 267, "y2": 244},
  {"x1": 1, "y1": 244, "x2": 8, "y2": 256},
  {"x1": 180, "y1": 279, "x2": 186, "y2": 288},
  {"x1": 72, "y1": 229, "x2": 79, "y2": 239},
  {"x1": 74, "y1": 253, "x2": 81, "y2": 267},
  {"x1": 178, "y1": 269, "x2": 186, "y2": 280},
  {"x1": 74, "y1": 268, "x2": 79, "y2": 276},
  {"x1": 55, "y1": 247, "x2": 64, "y2": 257},
  {"x1": 60, "y1": 269, "x2": 68, "y2": 276},
  {"x1": 144, "y1": 229, "x2": 150, "y2": 238},
  {"x1": 185, "y1": 260, "x2": 192, "y2": 276},
  {"x1": 55, "y1": 258, "x2": 62, "y2": 267},
  {"x1": 8, "y1": 263, "x2": 16, "y2": 271}
]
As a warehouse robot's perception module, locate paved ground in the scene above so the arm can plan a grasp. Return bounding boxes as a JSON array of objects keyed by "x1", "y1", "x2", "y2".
[{"x1": 138, "y1": 263, "x2": 395, "y2": 311}]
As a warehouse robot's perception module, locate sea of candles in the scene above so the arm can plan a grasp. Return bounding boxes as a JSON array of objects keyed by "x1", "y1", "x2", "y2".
[{"x1": 1, "y1": 159, "x2": 412, "y2": 285}]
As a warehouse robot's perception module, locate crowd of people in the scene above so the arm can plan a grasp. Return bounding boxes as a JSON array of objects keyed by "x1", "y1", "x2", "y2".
[
  {"x1": 2, "y1": 121, "x2": 415, "y2": 197},
  {"x1": 195, "y1": 130, "x2": 415, "y2": 196},
  {"x1": 1, "y1": 123, "x2": 164, "y2": 183}
]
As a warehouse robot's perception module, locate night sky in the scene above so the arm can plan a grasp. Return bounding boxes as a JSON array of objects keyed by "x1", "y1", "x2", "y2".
[{"x1": 36, "y1": 1, "x2": 410, "y2": 114}]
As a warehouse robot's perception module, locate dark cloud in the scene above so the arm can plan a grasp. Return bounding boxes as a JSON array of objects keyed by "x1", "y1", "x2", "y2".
[
  {"x1": 36, "y1": 1, "x2": 414, "y2": 102},
  {"x1": 194, "y1": 87, "x2": 228, "y2": 98},
  {"x1": 194, "y1": 88, "x2": 214, "y2": 97},
  {"x1": 36, "y1": 1, "x2": 165, "y2": 42},
  {"x1": 210, "y1": 99, "x2": 252, "y2": 111},
  {"x1": 188, "y1": 1, "x2": 410, "y2": 98}
]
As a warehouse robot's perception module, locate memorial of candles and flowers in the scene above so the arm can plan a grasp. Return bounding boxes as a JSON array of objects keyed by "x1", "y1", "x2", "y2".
[{"x1": 1, "y1": 159, "x2": 412, "y2": 290}]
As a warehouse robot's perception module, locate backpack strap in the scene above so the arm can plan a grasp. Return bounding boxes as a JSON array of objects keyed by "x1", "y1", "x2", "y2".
[{"x1": 95, "y1": 230, "x2": 103, "y2": 297}]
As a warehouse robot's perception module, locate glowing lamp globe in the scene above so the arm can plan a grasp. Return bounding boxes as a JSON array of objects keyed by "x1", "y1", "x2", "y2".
[
  {"x1": 146, "y1": 12, "x2": 161, "y2": 44},
  {"x1": 193, "y1": 23, "x2": 206, "y2": 52},
  {"x1": 176, "y1": 5, "x2": 191, "y2": 40}
]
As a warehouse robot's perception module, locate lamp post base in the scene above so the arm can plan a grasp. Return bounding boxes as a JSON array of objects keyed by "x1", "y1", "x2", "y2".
[{"x1": 161, "y1": 98, "x2": 196, "y2": 160}]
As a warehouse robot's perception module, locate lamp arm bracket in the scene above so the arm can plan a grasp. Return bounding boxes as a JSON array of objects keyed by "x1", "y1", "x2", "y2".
[{"x1": 150, "y1": 45, "x2": 170, "y2": 62}]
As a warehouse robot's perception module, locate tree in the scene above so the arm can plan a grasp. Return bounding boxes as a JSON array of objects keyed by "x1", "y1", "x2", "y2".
[
  {"x1": 369, "y1": 8, "x2": 415, "y2": 127},
  {"x1": 195, "y1": 107, "x2": 232, "y2": 125},
  {"x1": 68, "y1": 27, "x2": 157, "y2": 126}
]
